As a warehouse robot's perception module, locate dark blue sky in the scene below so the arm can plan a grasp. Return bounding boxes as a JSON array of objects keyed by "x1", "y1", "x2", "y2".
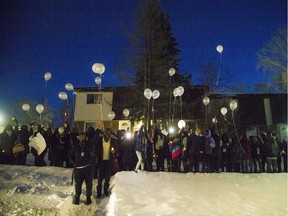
[{"x1": 0, "y1": 0, "x2": 286, "y2": 125}]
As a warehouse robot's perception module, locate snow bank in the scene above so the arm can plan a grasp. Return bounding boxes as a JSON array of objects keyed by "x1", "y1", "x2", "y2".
[{"x1": 0, "y1": 165, "x2": 287, "y2": 216}]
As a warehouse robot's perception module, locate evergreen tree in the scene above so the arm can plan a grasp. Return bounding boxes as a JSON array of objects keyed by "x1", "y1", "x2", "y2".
[{"x1": 120, "y1": 0, "x2": 191, "y2": 125}]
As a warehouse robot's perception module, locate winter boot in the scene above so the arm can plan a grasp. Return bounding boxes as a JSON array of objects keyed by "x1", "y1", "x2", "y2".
[
  {"x1": 104, "y1": 190, "x2": 109, "y2": 196},
  {"x1": 86, "y1": 197, "x2": 92, "y2": 205},
  {"x1": 73, "y1": 196, "x2": 80, "y2": 205}
]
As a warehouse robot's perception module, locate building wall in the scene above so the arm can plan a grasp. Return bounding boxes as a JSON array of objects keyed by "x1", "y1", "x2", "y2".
[{"x1": 74, "y1": 91, "x2": 113, "y2": 122}]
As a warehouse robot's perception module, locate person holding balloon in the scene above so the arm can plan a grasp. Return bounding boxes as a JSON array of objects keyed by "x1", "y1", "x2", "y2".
[
  {"x1": 95, "y1": 127, "x2": 118, "y2": 198},
  {"x1": 70, "y1": 132, "x2": 95, "y2": 205}
]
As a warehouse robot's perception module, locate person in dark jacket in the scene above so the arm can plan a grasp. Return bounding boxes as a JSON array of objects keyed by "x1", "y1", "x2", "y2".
[
  {"x1": 186, "y1": 128, "x2": 203, "y2": 173},
  {"x1": 50, "y1": 126, "x2": 70, "y2": 167},
  {"x1": 202, "y1": 129, "x2": 215, "y2": 173},
  {"x1": 277, "y1": 135, "x2": 286, "y2": 172},
  {"x1": 263, "y1": 131, "x2": 279, "y2": 173},
  {"x1": 241, "y1": 133, "x2": 253, "y2": 173},
  {"x1": 70, "y1": 132, "x2": 95, "y2": 205},
  {"x1": 15, "y1": 124, "x2": 32, "y2": 165},
  {"x1": 153, "y1": 128, "x2": 166, "y2": 171},
  {"x1": 121, "y1": 131, "x2": 136, "y2": 171},
  {"x1": 231, "y1": 136, "x2": 242, "y2": 172},
  {"x1": 0, "y1": 124, "x2": 17, "y2": 164},
  {"x1": 211, "y1": 128, "x2": 221, "y2": 173},
  {"x1": 31, "y1": 124, "x2": 47, "y2": 166},
  {"x1": 250, "y1": 135, "x2": 263, "y2": 173},
  {"x1": 95, "y1": 127, "x2": 118, "y2": 198},
  {"x1": 220, "y1": 133, "x2": 232, "y2": 172},
  {"x1": 278, "y1": 136, "x2": 287, "y2": 172},
  {"x1": 135, "y1": 125, "x2": 145, "y2": 172}
]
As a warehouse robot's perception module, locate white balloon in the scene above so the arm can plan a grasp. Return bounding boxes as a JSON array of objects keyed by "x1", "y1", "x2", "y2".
[
  {"x1": 92, "y1": 63, "x2": 105, "y2": 75},
  {"x1": 58, "y1": 127, "x2": 64, "y2": 134},
  {"x1": 202, "y1": 96, "x2": 210, "y2": 106},
  {"x1": 58, "y1": 92, "x2": 68, "y2": 100},
  {"x1": 22, "y1": 104, "x2": 30, "y2": 111},
  {"x1": 95, "y1": 76, "x2": 101, "y2": 85},
  {"x1": 36, "y1": 104, "x2": 44, "y2": 114},
  {"x1": 178, "y1": 120, "x2": 186, "y2": 129},
  {"x1": 221, "y1": 107, "x2": 228, "y2": 116},
  {"x1": 44, "y1": 72, "x2": 52, "y2": 81},
  {"x1": 216, "y1": 45, "x2": 223, "y2": 53},
  {"x1": 229, "y1": 100, "x2": 238, "y2": 111},
  {"x1": 173, "y1": 88, "x2": 179, "y2": 97},
  {"x1": 178, "y1": 86, "x2": 184, "y2": 96},
  {"x1": 123, "y1": 109, "x2": 130, "y2": 118},
  {"x1": 65, "y1": 83, "x2": 74, "y2": 91},
  {"x1": 108, "y1": 111, "x2": 115, "y2": 120},
  {"x1": 169, "y1": 68, "x2": 175, "y2": 76},
  {"x1": 144, "y1": 88, "x2": 152, "y2": 100},
  {"x1": 212, "y1": 117, "x2": 217, "y2": 123},
  {"x1": 152, "y1": 90, "x2": 160, "y2": 99}
]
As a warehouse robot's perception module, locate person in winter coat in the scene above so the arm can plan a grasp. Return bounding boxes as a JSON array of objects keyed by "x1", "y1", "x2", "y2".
[
  {"x1": 220, "y1": 133, "x2": 232, "y2": 172},
  {"x1": 202, "y1": 129, "x2": 216, "y2": 173},
  {"x1": 276, "y1": 135, "x2": 286, "y2": 172},
  {"x1": 241, "y1": 134, "x2": 253, "y2": 173},
  {"x1": 121, "y1": 131, "x2": 136, "y2": 171},
  {"x1": 0, "y1": 124, "x2": 17, "y2": 164},
  {"x1": 278, "y1": 136, "x2": 287, "y2": 172},
  {"x1": 50, "y1": 127, "x2": 70, "y2": 167},
  {"x1": 259, "y1": 132, "x2": 268, "y2": 172},
  {"x1": 169, "y1": 129, "x2": 185, "y2": 173},
  {"x1": 135, "y1": 125, "x2": 145, "y2": 172},
  {"x1": 186, "y1": 128, "x2": 203, "y2": 173},
  {"x1": 70, "y1": 132, "x2": 95, "y2": 205},
  {"x1": 15, "y1": 124, "x2": 32, "y2": 165},
  {"x1": 250, "y1": 135, "x2": 263, "y2": 173},
  {"x1": 211, "y1": 128, "x2": 221, "y2": 173},
  {"x1": 153, "y1": 128, "x2": 166, "y2": 171},
  {"x1": 31, "y1": 124, "x2": 47, "y2": 166},
  {"x1": 230, "y1": 136, "x2": 242, "y2": 172},
  {"x1": 144, "y1": 131, "x2": 154, "y2": 171},
  {"x1": 95, "y1": 127, "x2": 118, "y2": 198},
  {"x1": 263, "y1": 132, "x2": 279, "y2": 173}
]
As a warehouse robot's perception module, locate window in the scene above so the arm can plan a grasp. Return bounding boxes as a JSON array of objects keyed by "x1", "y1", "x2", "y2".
[{"x1": 87, "y1": 94, "x2": 102, "y2": 104}]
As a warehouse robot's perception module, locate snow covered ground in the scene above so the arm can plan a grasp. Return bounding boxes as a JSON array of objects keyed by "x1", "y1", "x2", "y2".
[{"x1": 0, "y1": 164, "x2": 287, "y2": 216}]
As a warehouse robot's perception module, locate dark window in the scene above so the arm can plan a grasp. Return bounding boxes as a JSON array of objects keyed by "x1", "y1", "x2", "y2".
[{"x1": 87, "y1": 94, "x2": 102, "y2": 104}]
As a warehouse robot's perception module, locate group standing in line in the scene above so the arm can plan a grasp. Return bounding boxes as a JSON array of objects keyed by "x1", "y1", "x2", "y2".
[{"x1": 0, "y1": 122, "x2": 287, "y2": 205}]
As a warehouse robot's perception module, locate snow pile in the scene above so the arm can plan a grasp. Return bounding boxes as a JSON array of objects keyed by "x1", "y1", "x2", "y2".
[
  {"x1": 109, "y1": 171, "x2": 287, "y2": 216},
  {"x1": 0, "y1": 165, "x2": 287, "y2": 216}
]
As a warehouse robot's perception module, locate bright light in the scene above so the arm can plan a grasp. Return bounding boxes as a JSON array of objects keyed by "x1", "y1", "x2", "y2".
[
  {"x1": 0, "y1": 114, "x2": 4, "y2": 125},
  {"x1": 169, "y1": 127, "x2": 175, "y2": 134},
  {"x1": 125, "y1": 131, "x2": 132, "y2": 139}
]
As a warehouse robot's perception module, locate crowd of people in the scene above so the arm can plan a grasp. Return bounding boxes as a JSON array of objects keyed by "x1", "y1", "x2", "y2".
[{"x1": 0, "y1": 122, "x2": 287, "y2": 204}]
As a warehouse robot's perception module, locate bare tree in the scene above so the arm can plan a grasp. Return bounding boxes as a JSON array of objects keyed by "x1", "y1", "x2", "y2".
[
  {"x1": 257, "y1": 27, "x2": 287, "y2": 92},
  {"x1": 198, "y1": 63, "x2": 238, "y2": 93}
]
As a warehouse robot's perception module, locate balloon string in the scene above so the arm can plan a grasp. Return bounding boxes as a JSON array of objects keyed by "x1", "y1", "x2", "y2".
[
  {"x1": 180, "y1": 96, "x2": 183, "y2": 119},
  {"x1": 171, "y1": 97, "x2": 176, "y2": 124},
  {"x1": 216, "y1": 53, "x2": 222, "y2": 86},
  {"x1": 232, "y1": 111, "x2": 243, "y2": 152},
  {"x1": 98, "y1": 76, "x2": 104, "y2": 130},
  {"x1": 147, "y1": 99, "x2": 150, "y2": 130},
  {"x1": 152, "y1": 99, "x2": 155, "y2": 124}
]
